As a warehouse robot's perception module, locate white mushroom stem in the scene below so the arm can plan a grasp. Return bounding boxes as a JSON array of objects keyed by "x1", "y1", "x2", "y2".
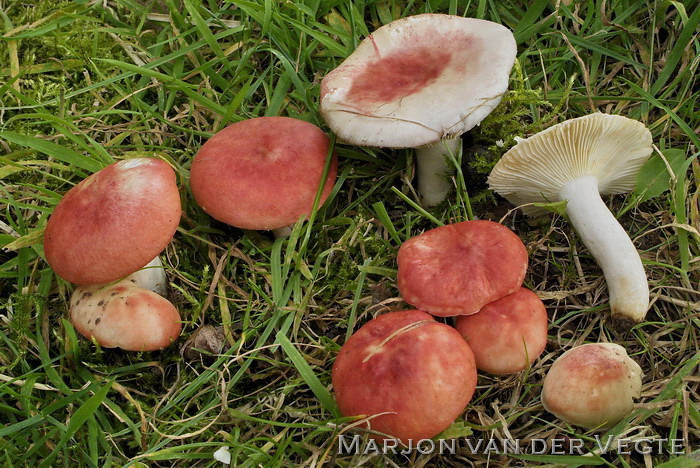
[
  {"x1": 125, "y1": 256, "x2": 167, "y2": 295},
  {"x1": 272, "y1": 226, "x2": 293, "y2": 238},
  {"x1": 415, "y1": 137, "x2": 461, "y2": 207},
  {"x1": 558, "y1": 175, "x2": 649, "y2": 322}
]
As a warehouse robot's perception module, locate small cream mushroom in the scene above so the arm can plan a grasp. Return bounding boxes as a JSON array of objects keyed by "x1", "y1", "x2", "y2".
[
  {"x1": 541, "y1": 343, "x2": 642, "y2": 429},
  {"x1": 70, "y1": 280, "x2": 181, "y2": 352},
  {"x1": 488, "y1": 114, "x2": 653, "y2": 323},
  {"x1": 320, "y1": 13, "x2": 517, "y2": 206}
]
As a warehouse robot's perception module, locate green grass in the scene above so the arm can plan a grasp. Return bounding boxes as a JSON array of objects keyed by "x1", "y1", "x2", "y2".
[{"x1": 1, "y1": 0, "x2": 699, "y2": 466}]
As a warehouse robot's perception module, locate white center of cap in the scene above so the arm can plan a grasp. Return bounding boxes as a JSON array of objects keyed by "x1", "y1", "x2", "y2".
[{"x1": 119, "y1": 159, "x2": 151, "y2": 169}]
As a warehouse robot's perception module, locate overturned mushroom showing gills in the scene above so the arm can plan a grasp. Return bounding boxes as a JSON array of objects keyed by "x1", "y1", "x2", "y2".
[
  {"x1": 397, "y1": 220, "x2": 528, "y2": 316},
  {"x1": 44, "y1": 158, "x2": 181, "y2": 285},
  {"x1": 320, "y1": 13, "x2": 516, "y2": 206},
  {"x1": 488, "y1": 114, "x2": 653, "y2": 323},
  {"x1": 541, "y1": 343, "x2": 642, "y2": 429},
  {"x1": 190, "y1": 117, "x2": 337, "y2": 233},
  {"x1": 332, "y1": 310, "x2": 477, "y2": 443},
  {"x1": 70, "y1": 280, "x2": 181, "y2": 351}
]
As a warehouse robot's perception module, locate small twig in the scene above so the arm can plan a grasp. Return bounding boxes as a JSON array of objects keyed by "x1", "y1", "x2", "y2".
[
  {"x1": 0, "y1": 219, "x2": 19, "y2": 237},
  {"x1": 656, "y1": 295, "x2": 700, "y2": 311}
]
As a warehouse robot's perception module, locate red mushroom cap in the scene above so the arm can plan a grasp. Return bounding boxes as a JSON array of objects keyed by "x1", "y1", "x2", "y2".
[
  {"x1": 397, "y1": 220, "x2": 528, "y2": 316},
  {"x1": 44, "y1": 158, "x2": 181, "y2": 285},
  {"x1": 455, "y1": 287, "x2": 548, "y2": 375},
  {"x1": 189, "y1": 117, "x2": 338, "y2": 230},
  {"x1": 332, "y1": 310, "x2": 477, "y2": 443},
  {"x1": 70, "y1": 280, "x2": 182, "y2": 351}
]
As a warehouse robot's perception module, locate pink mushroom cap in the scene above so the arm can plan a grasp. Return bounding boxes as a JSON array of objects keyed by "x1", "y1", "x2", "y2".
[
  {"x1": 455, "y1": 287, "x2": 548, "y2": 375},
  {"x1": 44, "y1": 158, "x2": 181, "y2": 285},
  {"x1": 397, "y1": 220, "x2": 528, "y2": 317},
  {"x1": 332, "y1": 310, "x2": 477, "y2": 443},
  {"x1": 189, "y1": 117, "x2": 338, "y2": 230}
]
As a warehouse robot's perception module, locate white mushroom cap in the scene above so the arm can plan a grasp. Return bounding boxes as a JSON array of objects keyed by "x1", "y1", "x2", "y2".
[
  {"x1": 320, "y1": 14, "x2": 517, "y2": 148},
  {"x1": 488, "y1": 113, "x2": 653, "y2": 217}
]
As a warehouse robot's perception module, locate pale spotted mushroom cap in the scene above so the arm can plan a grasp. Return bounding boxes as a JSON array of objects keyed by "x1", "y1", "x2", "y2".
[
  {"x1": 70, "y1": 280, "x2": 181, "y2": 351},
  {"x1": 319, "y1": 14, "x2": 517, "y2": 148},
  {"x1": 488, "y1": 113, "x2": 653, "y2": 216}
]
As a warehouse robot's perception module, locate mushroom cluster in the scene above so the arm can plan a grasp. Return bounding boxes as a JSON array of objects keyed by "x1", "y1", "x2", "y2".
[
  {"x1": 324, "y1": 15, "x2": 649, "y2": 441},
  {"x1": 484, "y1": 113, "x2": 652, "y2": 429},
  {"x1": 397, "y1": 220, "x2": 549, "y2": 375},
  {"x1": 35, "y1": 10, "x2": 654, "y2": 447},
  {"x1": 333, "y1": 213, "x2": 644, "y2": 440},
  {"x1": 44, "y1": 158, "x2": 183, "y2": 351},
  {"x1": 332, "y1": 220, "x2": 549, "y2": 442}
]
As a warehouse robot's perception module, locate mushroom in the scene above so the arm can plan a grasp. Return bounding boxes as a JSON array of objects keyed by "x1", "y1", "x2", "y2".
[
  {"x1": 397, "y1": 220, "x2": 528, "y2": 316},
  {"x1": 44, "y1": 158, "x2": 181, "y2": 285},
  {"x1": 70, "y1": 279, "x2": 181, "y2": 351},
  {"x1": 189, "y1": 117, "x2": 337, "y2": 236},
  {"x1": 320, "y1": 13, "x2": 517, "y2": 206},
  {"x1": 541, "y1": 343, "x2": 643, "y2": 429},
  {"x1": 70, "y1": 256, "x2": 181, "y2": 351},
  {"x1": 488, "y1": 113, "x2": 653, "y2": 323},
  {"x1": 332, "y1": 310, "x2": 477, "y2": 443},
  {"x1": 455, "y1": 287, "x2": 548, "y2": 375}
]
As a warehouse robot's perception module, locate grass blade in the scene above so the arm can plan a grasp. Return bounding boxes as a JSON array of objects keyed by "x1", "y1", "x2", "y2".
[
  {"x1": 39, "y1": 380, "x2": 113, "y2": 468},
  {"x1": 0, "y1": 132, "x2": 104, "y2": 173},
  {"x1": 276, "y1": 332, "x2": 340, "y2": 419}
]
